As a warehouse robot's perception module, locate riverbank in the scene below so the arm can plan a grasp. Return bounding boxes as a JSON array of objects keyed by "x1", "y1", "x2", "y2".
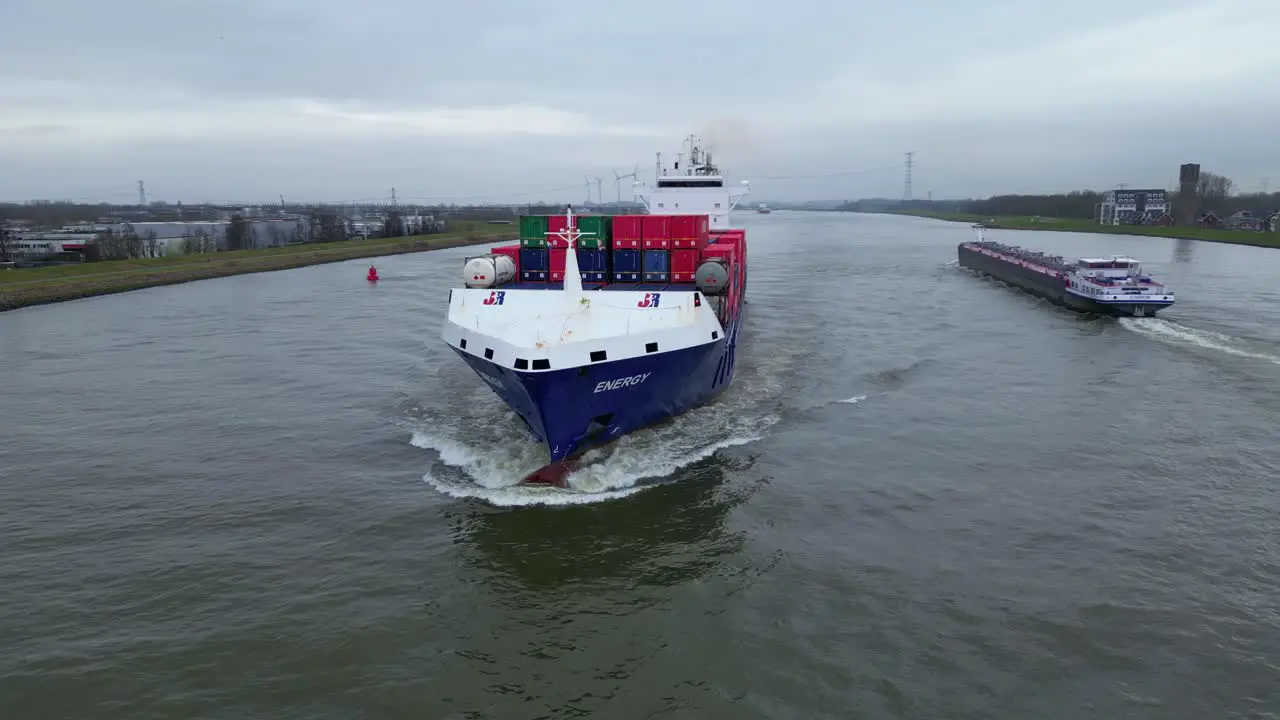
[
  {"x1": 887, "y1": 210, "x2": 1280, "y2": 249},
  {"x1": 0, "y1": 229, "x2": 512, "y2": 312}
]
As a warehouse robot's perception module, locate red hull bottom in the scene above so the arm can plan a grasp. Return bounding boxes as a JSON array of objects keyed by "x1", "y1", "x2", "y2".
[{"x1": 520, "y1": 459, "x2": 581, "y2": 488}]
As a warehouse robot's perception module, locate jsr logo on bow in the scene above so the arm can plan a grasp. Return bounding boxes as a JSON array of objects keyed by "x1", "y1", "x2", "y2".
[
  {"x1": 637, "y1": 293, "x2": 661, "y2": 308},
  {"x1": 482, "y1": 291, "x2": 506, "y2": 305}
]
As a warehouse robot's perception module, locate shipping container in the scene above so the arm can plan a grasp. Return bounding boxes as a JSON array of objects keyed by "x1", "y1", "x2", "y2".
[
  {"x1": 576, "y1": 248, "x2": 608, "y2": 271},
  {"x1": 642, "y1": 249, "x2": 669, "y2": 282},
  {"x1": 545, "y1": 215, "x2": 573, "y2": 248},
  {"x1": 519, "y1": 247, "x2": 549, "y2": 282},
  {"x1": 613, "y1": 215, "x2": 643, "y2": 240},
  {"x1": 709, "y1": 229, "x2": 744, "y2": 250},
  {"x1": 519, "y1": 237, "x2": 548, "y2": 249},
  {"x1": 463, "y1": 253, "x2": 517, "y2": 288},
  {"x1": 549, "y1": 248, "x2": 567, "y2": 281},
  {"x1": 519, "y1": 215, "x2": 548, "y2": 241},
  {"x1": 612, "y1": 236, "x2": 641, "y2": 250},
  {"x1": 669, "y1": 215, "x2": 710, "y2": 249},
  {"x1": 577, "y1": 248, "x2": 608, "y2": 282},
  {"x1": 700, "y1": 244, "x2": 735, "y2": 262},
  {"x1": 669, "y1": 248, "x2": 699, "y2": 282},
  {"x1": 641, "y1": 215, "x2": 672, "y2": 249},
  {"x1": 612, "y1": 248, "x2": 641, "y2": 282},
  {"x1": 574, "y1": 215, "x2": 613, "y2": 242}
]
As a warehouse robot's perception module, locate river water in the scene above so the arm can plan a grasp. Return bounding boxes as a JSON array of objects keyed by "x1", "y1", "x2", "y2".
[{"x1": 2, "y1": 212, "x2": 1278, "y2": 718}]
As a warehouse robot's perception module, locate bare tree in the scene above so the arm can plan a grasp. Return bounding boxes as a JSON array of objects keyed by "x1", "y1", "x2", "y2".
[
  {"x1": 143, "y1": 229, "x2": 161, "y2": 258},
  {"x1": 309, "y1": 211, "x2": 347, "y2": 243},
  {"x1": 116, "y1": 223, "x2": 145, "y2": 259},
  {"x1": 181, "y1": 226, "x2": 216, "y2": 255},
  {"x1": 0, "y1": 226, "x2": 12, "y2": 262},
  {"x1": 95, "y1": 228, "x2": 130, "y2": 260},
  {"x1": 1195, "y1": 171, "x2": 1234, "y2": 215}
]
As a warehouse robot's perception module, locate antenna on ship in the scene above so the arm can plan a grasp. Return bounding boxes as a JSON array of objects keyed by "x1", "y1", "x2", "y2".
[{"x1": 547, "y1": 204, "x2": 594, "y2": 296}]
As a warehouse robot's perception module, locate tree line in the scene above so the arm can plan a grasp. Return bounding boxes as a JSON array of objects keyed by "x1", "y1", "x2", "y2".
[{"x1": 839, "y1": 171, "x2": 1277, "y2": 221}]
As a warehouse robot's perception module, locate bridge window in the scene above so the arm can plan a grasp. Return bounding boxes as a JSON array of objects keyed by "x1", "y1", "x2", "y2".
[{"x1": 657, "y1": 179, "x2": 724, "y2": 188}]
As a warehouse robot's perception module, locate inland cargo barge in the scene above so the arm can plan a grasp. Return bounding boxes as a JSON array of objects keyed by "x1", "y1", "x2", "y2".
[{"x1": 958, "y1": 229, "x2": 1175, "y2": 317}]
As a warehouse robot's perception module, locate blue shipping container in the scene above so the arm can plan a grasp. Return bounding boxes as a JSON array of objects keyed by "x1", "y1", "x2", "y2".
[
  {"x1": 577, "y1": 248, "x2": 608, "y2": 272},
  {"x1": 519, "y1": 248, "x2": 549, "y2": 282},
  {"x1": 612, "y1": 249, "x2": 641, "y2": 273},
  {"x1": 642, "y1": 249, "x2": 669, "y2": 282},
  {"x1": 520, "y1": 248, "x2": 549, "y2": 271},
  {"x1": 613, "y1": 270, "x2": 640, "y2": 282}
]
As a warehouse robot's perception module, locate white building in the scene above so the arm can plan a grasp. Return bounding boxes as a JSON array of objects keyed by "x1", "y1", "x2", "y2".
[{"x1": 1098, "y1": 189, "x2": 1170, "y2": 225}]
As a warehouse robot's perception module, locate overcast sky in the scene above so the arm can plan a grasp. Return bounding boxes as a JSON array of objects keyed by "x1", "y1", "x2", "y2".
[{"x1": 2, "y1": 0, "x2": 1277, "y2": 204}]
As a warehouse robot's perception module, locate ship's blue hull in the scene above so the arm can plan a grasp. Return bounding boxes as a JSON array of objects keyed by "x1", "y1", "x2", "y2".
[{"x1": 452, "y1": 302, "x2": 744, "y2": 464}]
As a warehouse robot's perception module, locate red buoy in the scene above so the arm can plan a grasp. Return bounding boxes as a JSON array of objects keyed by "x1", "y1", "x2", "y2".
[{"x1": 367, "y1": 265, "x2": 379, "y2": 282}]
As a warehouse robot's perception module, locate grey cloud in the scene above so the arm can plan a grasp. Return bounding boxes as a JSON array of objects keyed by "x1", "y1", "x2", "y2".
[{"x1": 1, "y1": 0, "x2": 1277, "y2": 202}]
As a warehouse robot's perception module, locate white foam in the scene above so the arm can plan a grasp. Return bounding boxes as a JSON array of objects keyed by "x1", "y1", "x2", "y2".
[
  {"x1": 837, "y1": 394, "x2": 868, "y2": 404},
  {"x1": 1120, "y1": 317, "x2": 1280, "y2": 366}
]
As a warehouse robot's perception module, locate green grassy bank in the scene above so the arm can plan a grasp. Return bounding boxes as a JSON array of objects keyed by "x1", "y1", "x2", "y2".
[
  {"x1": 889, "y1": 209, "x2": 1280, "y2": 249},
  {"x1": 0, "y1": 227, "x2": 513, "y2": 312}
]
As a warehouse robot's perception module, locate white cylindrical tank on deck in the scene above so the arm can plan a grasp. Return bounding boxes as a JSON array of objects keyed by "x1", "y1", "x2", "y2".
[
  {"x1": 694, "y1": 259, "x2": 729, "y2": 295},
  {"x1": 463, "y1": 254, "x2": 515, "y2": 288}
]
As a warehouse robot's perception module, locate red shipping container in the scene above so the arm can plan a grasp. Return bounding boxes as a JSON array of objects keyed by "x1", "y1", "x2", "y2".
[
  {"x1": 709, "y1": 229, "x2": 744, "y2": 248},
  {"x1": 549, "y1": 248, "x2": 567, "y2": 281},
  {"x1": 669, "y1": 215, "x2": 710, "y2": 249},
  {"x1": 701, "y1": 244, "x2": 735, "y2": 266},
  {"x1": 613, "y1": 215, "x2": 642, "y2": 249},
  {"x1": 545, "y1": 215, "x2": 573, "y2": 248},
  {"x1": 613, "y1": 215, "x2": 643, "y2": 240},
  {"x1": 641, "y1": 215, "x2": 671, "y2": 249},
  {"x1": 670, "y1": 249, "x2": 699, "y2": 282}
]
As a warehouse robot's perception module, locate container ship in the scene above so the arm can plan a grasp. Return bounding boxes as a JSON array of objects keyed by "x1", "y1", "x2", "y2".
[
  {"x1": 440, "y1": 135, "x2": 751, "y2": 488},
  {"x1": 958, "y1": 229, "x2": 1175, "y2": 317}
]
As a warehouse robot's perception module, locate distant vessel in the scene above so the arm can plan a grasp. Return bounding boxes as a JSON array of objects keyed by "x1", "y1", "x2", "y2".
[
  {"x1": 440, "y1": 134, "x2": 751, "y2": 488},
  {"x1": 958, "y1": 229, "x2": 1174, "y2": 317},
  {"x1": 756, "y1": 203, "x2": 771, "y2": 214}
]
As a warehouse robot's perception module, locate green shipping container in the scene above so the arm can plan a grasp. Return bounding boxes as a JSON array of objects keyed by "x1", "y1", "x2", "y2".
[
  {"x1": 574, "y1": 215, "x2": 613, "y2": 242},
  {"x1": 519, "y1": 237, "x2": 548, "y2": 249},
  {"x1": 519, "y1": 215, "x2": 549, "y2": 241},
  {"x1": 576, "y1": 238, "x2": 607, "y2": 250}
]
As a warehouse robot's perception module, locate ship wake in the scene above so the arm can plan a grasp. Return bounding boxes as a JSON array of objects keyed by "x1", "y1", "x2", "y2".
[{"x1": 1120, "y1": 318, "x2": 1280, "y2": 367}]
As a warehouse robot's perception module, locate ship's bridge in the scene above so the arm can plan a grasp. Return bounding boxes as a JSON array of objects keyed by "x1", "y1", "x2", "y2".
[
  {"x1": 1077, "y1": 257, "x2": 1142, "y2": 279},
  {"x1": 634, "y1": 134, "x2": 750, "y2": 230}
]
